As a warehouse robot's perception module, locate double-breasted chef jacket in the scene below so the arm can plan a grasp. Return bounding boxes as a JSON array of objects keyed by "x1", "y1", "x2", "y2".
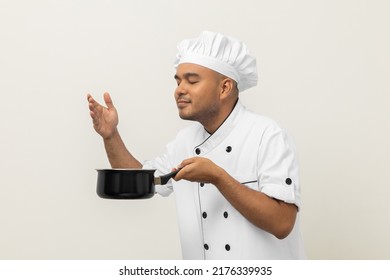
[{"x1": 143, "y1": 100, "x2": 306, "y2": 259}]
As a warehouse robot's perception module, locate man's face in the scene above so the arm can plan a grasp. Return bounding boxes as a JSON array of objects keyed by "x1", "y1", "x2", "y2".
[{"x1": 174, "y1": 63, "x2": 223, "y2": 125}]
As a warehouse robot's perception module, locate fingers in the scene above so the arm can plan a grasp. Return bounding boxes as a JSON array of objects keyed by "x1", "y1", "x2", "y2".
[
  {"x1": 87, "y1": 92, "x2": 113, "y2": 109},
  {"x1": 176, "y1": 158, "x2": 195, "y2": 169},
  {"x1": 174, "y1": 158, "x2": 196, "y2": 181},
  {"x1": 87, "y1": 92, "x2": 114, "y2": 117},
  {"x1": 87, "y1": 92, "x2": 121, "y2": 140},
  {"x1": 87, "y1": 93, "x2": 98, "y2": 105},
  {"x1": 87, "y1": 94, "x2": 100, "y2": 111},
  {"x1": 87, "y1": 94, "x2": 106, "y2": 130},
  {"x1": 103, "y1": 92, "x2": 115, "y2": 110},
  {"x1": 174, "y1": 157, "x2": 219, "y2": 184},
  {"x1": 87, "y1": 98, "x2": 99, "y2": 120}
]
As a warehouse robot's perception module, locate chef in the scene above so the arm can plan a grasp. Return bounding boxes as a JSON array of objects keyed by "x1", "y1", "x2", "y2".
[{"x1": 88, "y1": 31, "x2": 306, "y2": 259}]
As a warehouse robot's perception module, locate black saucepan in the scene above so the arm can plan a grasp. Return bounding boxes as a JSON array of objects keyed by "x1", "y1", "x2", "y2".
[{"x1": 96, "y1": 169, "x2": 179, "y2": 199}]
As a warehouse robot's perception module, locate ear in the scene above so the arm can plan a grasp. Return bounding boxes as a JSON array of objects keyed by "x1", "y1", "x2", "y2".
[{"x1": 219, "y1": 78, "x2": 235, "y2": 100}]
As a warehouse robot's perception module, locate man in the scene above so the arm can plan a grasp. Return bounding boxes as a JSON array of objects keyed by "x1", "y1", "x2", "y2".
[{"x1": 88, "y1": 31, "x2": 306, "y2": 259}]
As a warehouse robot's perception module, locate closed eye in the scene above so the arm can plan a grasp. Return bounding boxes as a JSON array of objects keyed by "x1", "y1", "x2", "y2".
[{"x1": 174, "y1": 72, "x2": 201, "y2": 86}]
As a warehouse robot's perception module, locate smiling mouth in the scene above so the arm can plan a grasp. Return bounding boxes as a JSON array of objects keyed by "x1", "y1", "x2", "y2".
[{"x1": 177, "y1": 99, "x2": 191, "y2": 108}]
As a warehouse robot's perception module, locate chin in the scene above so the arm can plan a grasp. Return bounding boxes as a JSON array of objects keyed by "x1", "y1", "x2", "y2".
[
  {"x1": 178, "y1": 114, "x2": 192, "y2": 121},
  {"x1": 178, "y1": 111, "x2": 195, "y2": 121}
]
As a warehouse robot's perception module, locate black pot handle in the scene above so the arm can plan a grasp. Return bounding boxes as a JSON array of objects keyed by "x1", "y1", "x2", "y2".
[{"x1": 155, "y1": 169, "x2": 180, "y2": 185}]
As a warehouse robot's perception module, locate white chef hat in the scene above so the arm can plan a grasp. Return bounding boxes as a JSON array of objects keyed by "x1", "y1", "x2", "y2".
[{"x1": 174, "y1": 31, "x2": 258, "y2": 92}]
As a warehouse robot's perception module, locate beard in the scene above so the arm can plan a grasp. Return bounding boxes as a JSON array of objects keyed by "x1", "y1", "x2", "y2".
[{"x1": 177, "y1": 101, "x2": 220, "y2": 130}]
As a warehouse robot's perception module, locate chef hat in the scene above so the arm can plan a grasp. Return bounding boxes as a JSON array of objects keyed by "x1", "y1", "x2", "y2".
[{"x1": 174, "y1": 31, "x2": 258, "y2": 92}]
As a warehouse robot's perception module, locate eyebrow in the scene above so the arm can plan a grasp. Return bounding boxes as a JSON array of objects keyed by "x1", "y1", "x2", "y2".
[{"x1": 174, "y1": 72, "x2": 201, "y2": 80}]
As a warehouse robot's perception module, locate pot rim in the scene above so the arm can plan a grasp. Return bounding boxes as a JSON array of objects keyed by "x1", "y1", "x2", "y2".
[{"x1": 96, "y1": 168, "x2": 156, "y2": 172}]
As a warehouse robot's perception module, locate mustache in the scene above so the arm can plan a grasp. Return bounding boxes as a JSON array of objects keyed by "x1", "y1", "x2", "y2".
[{"x1": 177, "y1": 96, "x2": 191, "y2": 102}]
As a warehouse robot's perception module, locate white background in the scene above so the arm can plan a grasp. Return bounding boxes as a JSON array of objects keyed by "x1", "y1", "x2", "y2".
[{"x1": 0, "y1": 0, "x2": 389, "y2": 259}]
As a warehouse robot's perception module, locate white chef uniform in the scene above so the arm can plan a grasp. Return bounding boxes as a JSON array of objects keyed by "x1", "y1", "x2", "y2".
[{"x1": 143, "y1": 100, "x2": 306, "y2": 259}]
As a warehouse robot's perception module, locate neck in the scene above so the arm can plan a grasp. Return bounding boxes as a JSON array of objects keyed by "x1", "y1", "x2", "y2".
[{"x1": 203, "y1": 98, "x2": 238, "y2": 134}]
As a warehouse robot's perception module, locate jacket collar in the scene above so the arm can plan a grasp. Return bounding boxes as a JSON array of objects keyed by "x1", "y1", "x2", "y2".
[{"x1": 194, "y1": 100, "x2": 244, "y2": 153}]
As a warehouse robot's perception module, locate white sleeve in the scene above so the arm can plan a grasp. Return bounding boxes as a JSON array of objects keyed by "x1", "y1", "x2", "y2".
[
  {"x1": 142, "y1": 142, "x2": 177, "y2": 197},
  {"x1": 257, "y1": 125, "x2": 301, "y2": 209}
]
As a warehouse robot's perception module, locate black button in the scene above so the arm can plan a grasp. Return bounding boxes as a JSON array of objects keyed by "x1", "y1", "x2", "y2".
[
  {"x1": 200, "y1": 183, "x2": 204, "y2": 187},
  {"x1": 204, "y1": 244, "x2": 209, "y2": 250},
  {"x1": 202, "y1": 212, "x2": 207, "y2": 219},
  {"x1": 285, "y1": 178, "x2": 292, "y2": 185},
  {"x1": 223, "y1": 211, "x2": 228, "y2": 218},
  {"x1": 226, "y1": 146, "x2": 232, "y2": 153},
  {"x1": 225, "y1": 244, "x2": 231, "y2": 251},
  {"x1": 195, "y1": 148, "x2": 201, "y2": 155}
]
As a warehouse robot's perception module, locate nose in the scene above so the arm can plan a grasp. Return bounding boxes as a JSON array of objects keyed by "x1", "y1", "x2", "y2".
[{"x1": 175, "y1": 82, "x2": 187, "y2": 98}]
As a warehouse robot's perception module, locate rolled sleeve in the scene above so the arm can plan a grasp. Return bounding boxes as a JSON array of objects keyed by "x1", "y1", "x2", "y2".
[{"x1": 257, "y1": 125, "x2": 301, "y2": 209}]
